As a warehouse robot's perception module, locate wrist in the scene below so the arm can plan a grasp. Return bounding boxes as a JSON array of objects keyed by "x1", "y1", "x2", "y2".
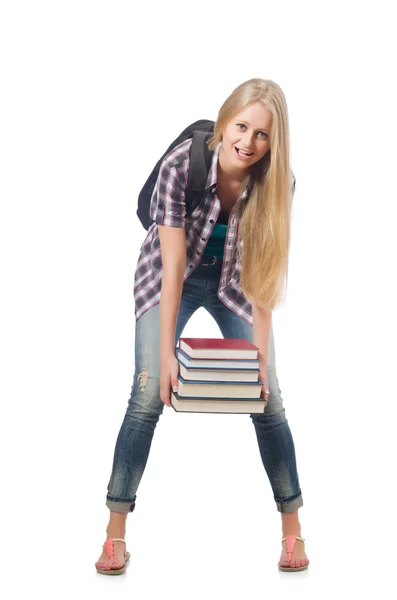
[{"x1": 160, "y1": 348, "x2": 176, "y2": 360}]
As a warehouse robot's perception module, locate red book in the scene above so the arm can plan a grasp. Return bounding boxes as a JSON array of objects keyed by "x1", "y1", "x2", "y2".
[{"x1": 178, "y1": 338, "x2": 259, "y2": 360}]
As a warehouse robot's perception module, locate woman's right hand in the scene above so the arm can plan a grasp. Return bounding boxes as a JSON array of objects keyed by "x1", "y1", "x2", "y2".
[{"x1": 160, "y1": 353, "x2": 180, "y2": 407}]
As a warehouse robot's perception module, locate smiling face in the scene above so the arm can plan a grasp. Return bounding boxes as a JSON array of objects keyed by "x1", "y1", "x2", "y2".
[{"x1": 219, "y1": 100, "x2": 272, "y2": 175}]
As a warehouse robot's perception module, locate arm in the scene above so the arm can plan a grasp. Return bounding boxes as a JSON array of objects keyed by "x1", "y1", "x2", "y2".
[
  {"x1": 251, "y1": 301, "x2": 272, "y2": 402},
  {"x1": 149, "y1": 144, "x2": 191, "y2": 405},
  {"x1": 251, "y1": 170, "x2": 293, "y2": 358},
  {"x1": 251, "y1": 301, "x2": 272, "y2": 366},
  {"x1": 150, "y1": 148, "x2": 190, "y2": 357},
  {"x1": 158, "y1": 225, "x2": 186, "y2": 359}
]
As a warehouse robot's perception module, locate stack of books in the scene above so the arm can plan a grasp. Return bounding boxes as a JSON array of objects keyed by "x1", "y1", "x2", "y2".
[{"x1": 170, "y1": 337, "x2": 266, "y2": 414}]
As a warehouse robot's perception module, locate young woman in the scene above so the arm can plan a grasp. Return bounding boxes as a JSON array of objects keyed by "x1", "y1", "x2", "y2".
[{"x1": 95, "y1": 78, "x2": 310, "y2": 574}]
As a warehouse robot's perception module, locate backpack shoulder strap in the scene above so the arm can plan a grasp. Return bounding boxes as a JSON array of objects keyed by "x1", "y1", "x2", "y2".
[{"x1": 186, "y1": 131, "x2": 214, "y2": 213}]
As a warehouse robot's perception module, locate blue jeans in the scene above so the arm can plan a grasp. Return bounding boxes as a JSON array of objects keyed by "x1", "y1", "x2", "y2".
[{"x1": 106, "y1": 256, "x2": 303, "y2": 514}]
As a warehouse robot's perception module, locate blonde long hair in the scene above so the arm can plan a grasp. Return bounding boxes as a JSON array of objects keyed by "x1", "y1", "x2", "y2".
[{"x1": 208, "y1": 78, "x2": 295, "y2": 310}]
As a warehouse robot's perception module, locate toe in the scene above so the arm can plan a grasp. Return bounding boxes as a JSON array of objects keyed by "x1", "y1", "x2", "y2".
[{"x1": 281, "y1": 558, "x2": 291, "y2": 567}]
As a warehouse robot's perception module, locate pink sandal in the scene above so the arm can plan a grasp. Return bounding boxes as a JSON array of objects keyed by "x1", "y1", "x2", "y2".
[
  {"x1": 95, "y1": 537, "x2": 130, "y2": 575},
  {"x1": 278, "y1": 535, "x2": 309, "y2": 572}
]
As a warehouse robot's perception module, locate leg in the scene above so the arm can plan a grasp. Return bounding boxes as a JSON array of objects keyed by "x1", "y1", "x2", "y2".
[
  {"x1": 96, "y1": 294, "x2": 200, "y2": 571},
  {"x1": 104, "y1": 303, "x2": 164, "y2": 516},
  {"x1": 205, "y1": 299, "x2": 303, "y2": 512},
  {"x1": 204, "y1": 293, "x2": 308, "y2": 568},
  {"x1": 105, "y1": 281, "x2": 204, "y2": 514}
]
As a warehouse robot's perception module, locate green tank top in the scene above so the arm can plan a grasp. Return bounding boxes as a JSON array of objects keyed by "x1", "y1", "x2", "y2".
[{"x1": 203, "y1": 222, "x2": 228, "y2": 259}]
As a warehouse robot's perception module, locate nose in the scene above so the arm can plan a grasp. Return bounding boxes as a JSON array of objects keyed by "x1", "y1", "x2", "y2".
[{"x1": 240, "y1": 131, "x2": 255, "y2": 150}]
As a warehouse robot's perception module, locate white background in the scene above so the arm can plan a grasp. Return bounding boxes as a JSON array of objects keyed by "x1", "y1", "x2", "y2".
[{"x1": 1, "y1": 0, "x2": 396, "y2": 597}]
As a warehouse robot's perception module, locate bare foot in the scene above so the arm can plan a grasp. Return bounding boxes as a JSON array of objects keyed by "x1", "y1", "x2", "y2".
[
  {"x1": 95, "y1": 538, "x2": 127, "y2": 571},
  {"x1": 279, "y1": 534, "x2": 310, "y2": 569}
]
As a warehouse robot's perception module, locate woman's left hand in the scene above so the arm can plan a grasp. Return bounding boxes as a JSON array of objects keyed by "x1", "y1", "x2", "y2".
[{"x1": 259, "y1": 366, "x2": 270, "y2": 406}]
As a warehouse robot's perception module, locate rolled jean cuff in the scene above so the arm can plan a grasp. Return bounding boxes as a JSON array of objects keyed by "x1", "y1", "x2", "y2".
[
  {"x1": 106, "y1": 494, "x2": 136, "y2": 514},
  {"x1": 275, "y1": 492, "x2": 303, "y2": 513}
]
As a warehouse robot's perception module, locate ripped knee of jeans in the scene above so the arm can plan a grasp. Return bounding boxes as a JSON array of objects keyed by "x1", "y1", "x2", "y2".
[{"x1": 138, "y1": 368, "x2": 148, "y2": 392}]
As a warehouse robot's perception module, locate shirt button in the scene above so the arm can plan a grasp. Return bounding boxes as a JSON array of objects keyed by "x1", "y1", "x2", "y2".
[
  {"x1": 189, "y1": 265, "x2": 193, "y2": 269},
  {"x1": 209, "y1": 219, "x2": 214, "y2": 223},
  {"x1": 196, "y1": 251, "x2": 200, "y2": 255},
  {"x1": 201, "y1": 237, "x2": 205, "y2": 241}
]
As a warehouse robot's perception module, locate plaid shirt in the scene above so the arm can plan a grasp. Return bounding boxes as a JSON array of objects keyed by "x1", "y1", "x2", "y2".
[{"x1": 134, "y1": 139, "x2": 295, "y2": 324}]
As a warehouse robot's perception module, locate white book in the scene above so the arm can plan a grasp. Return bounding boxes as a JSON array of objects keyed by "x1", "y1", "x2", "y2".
[
  {"x1": 176, "y1": 348, "x2": 260, "y2": 370},
  {"x1": 170, "y1": 392, "x2": 266, "y2": 414},
  {"x1": 177, "y1": 376, "x2": 263, "y2": 398},
  {"x1": 178, "y1": 361, "x2": 259, "y2": 382}
]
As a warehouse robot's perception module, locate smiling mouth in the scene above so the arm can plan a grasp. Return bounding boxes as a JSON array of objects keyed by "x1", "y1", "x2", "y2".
[{"x1": 235, "y1": 147, "x2": 254, "y2": 157}]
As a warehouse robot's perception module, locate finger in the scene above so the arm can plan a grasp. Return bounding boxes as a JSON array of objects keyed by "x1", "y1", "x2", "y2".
[
  {"x1": 172, "y1": 367, "x2": 179, "y2": 392},
  {"x1": 262, "y1": 388, "x2": 269, "y2": 400},
  {"x1": 160, "y1": 386, "x2": 171, "y2": 406}
]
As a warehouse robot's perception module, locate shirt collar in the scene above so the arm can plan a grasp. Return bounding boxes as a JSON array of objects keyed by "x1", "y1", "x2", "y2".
[{"x1": 206, "y1": 142, "x2": 252, "y2": 200}]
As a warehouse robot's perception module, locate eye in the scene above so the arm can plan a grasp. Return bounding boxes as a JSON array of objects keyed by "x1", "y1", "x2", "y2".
[{"x1": 236, "y1": 123, "x2": 268, "y2": 139}]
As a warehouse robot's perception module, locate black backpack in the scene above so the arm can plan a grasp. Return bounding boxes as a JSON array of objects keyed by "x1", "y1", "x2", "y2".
[{"x1": 136, "y1": 120, "x2": 215, "y2": 230}]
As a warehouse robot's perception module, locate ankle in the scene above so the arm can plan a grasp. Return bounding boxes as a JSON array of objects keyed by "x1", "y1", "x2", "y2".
[
  {"x1": 106, "y1": 525, "x2": 126, "y2": 538},
  {"x1": 106, "y1": 511, "x2": 128, "y2": 539},
  {"x1": 282, "y1": 527, "x2": 302, "y2": 537},
  {"x1": 283, "y1": 529, "x2": 302, "y2": 537},
  {"x1": 106, "y1": 530, "x2": 126, "y2": 538},
  {"x1": 281, "y1": 513, "x2": 301, "y2": 538}
]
